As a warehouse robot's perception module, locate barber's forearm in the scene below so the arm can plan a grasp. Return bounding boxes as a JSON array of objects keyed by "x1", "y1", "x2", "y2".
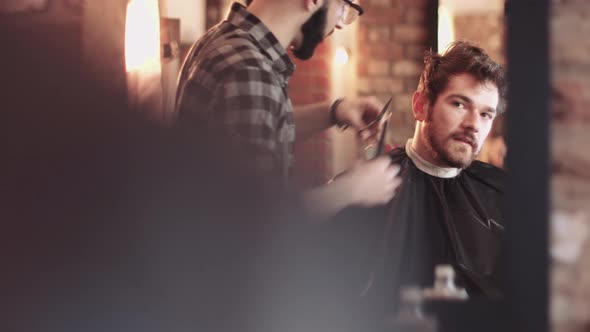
[
  {"x1": 301, "y1": 177, "x2": 357, "y2": 222},
  {"x1": 293, "y1": 102, "x2": 333, "y2": 141}
]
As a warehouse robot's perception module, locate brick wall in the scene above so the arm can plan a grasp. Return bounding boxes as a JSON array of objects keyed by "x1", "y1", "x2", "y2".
[
  {"x1": 551, "y1": 1, "x2": 590, "y2": 331},
  {"x1": 357, "y1": 0, "x2": 435, "y2": 147},
  {"x1": 289, "y1": 42, "x2": 333, "y2": 189},
  {"x1": 454, "y1": 13, "x2": 505, "y2": 65}
]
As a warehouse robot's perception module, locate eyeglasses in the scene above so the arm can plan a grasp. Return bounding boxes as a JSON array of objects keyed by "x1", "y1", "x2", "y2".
[{"x1": 340, "y1": 0, "x2": 364, "y2": 25}]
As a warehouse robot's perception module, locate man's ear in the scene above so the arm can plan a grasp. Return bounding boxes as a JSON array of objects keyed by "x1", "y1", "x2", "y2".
[
  {"x1": 412, "y1": 91, "x2": 429, "y2": 122},
  {"x1": 304, "y1": 0, "x2": 323, "y2": 12}
]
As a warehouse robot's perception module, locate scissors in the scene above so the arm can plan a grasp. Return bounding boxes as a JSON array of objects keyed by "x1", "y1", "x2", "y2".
[
  {"x1": 363, "y1": 97, "x2": 392, "y2": 159},
  {"x1": 375, "y1": 118, "x2": 389, "y2": 158},
  {"x1": 358, "y1": 96, "x2": 393, "y2": 133}
]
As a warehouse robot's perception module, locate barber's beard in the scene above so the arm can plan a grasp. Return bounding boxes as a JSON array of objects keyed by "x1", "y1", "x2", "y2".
[
  {"x1": 292, "y1": 5, "x2": 328, "y2": 60},
  {"x1": 423, "y1": 114, "x2": 478, "y2": 169}
]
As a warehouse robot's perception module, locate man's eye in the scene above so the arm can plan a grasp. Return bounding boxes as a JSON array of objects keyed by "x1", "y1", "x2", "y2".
[
  {"x1": 481, "y1": 112, "x2": 493, "y2": 119},
  {"x1": 452, "y1": 101, "x2": 464, "y2": 108}
]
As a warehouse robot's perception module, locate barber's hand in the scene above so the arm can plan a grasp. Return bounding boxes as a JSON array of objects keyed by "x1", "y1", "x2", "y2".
[
  {"x1": 334, "y1": 96, "x2": 388, "y2": 145},
  {"x1": 338, "y1": 156, "x2": 402, "y2": 207}
]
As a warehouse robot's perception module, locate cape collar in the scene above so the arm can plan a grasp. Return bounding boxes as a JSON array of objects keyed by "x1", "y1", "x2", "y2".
[{"x1": 405, "y1": 139, "x2": 462, "y2": 178}]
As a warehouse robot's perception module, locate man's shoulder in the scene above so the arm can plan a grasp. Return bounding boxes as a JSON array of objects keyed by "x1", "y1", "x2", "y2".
[
  {"x1": 193, "y1": 24, "x2": 274, "y2": 75},
  {"x1": 464, "y1": 160, "x2": 506, "y2": 192}
]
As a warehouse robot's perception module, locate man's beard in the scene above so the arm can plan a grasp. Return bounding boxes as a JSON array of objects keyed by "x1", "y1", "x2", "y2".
[
  {"x1": 292, "y1": 5, "x2": 328, "y2": 60},
  {"x1": 423, "y1": 112, "x2": 479, "y2": 169}
]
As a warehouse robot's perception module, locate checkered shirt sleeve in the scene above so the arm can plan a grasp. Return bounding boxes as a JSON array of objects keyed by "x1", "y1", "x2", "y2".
[{"x1": 215, "y1": 65, "x2": 289, "y2": 176}]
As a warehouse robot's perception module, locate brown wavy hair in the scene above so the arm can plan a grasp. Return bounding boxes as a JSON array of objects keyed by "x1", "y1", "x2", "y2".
[{"x1": 417, "y1": 41, "x2": 507, "y2": 114}]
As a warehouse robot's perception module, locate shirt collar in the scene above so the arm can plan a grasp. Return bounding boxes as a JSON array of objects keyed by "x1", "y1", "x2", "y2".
[
  {"x1": 226, "y1": 2, "x2": 295, "y2": 78},
  {"x1": 405, "y1": 139, "x2": 462, "y2": 178}
]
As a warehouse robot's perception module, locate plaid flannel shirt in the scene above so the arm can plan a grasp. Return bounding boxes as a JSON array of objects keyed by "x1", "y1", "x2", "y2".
[{"x1": 175, "y1": 2, "x2": 296, "y2": 183}]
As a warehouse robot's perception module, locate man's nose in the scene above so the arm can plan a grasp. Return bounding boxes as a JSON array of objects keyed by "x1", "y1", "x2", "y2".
[{"x1": 462, "y1": 110, "x2": 481, "y2": 132}]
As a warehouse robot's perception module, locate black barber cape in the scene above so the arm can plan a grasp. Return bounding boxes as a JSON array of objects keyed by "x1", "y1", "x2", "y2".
[{"x1": 322, "y1": 144, "x2": 505, "y2": 317}]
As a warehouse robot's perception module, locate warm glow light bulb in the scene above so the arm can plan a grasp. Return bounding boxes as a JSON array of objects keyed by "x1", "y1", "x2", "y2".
[
  {"x1": 437, "y1": 5, "x2": 454, "y2": 53},
  {"x1": 125, "y1": 0, "x2": 161, "y2": 72},
  {"x1": 334, "y1": 47, "x2": 349, "y2": 66}
]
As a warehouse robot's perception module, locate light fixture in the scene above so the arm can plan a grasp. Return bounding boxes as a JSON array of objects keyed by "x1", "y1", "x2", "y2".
[
  {"x1": 124, "y1": 0, "x2": 163, "y2": 115},
  {"x1": 125, "y1": 0, "x2": 161, "y2": 73},
  {"x1": 437, "y1": 5, "x2": 455, "y2": 53},
  {"x1": 334, "y1": 47, "x2": 349, "y2": 66}
]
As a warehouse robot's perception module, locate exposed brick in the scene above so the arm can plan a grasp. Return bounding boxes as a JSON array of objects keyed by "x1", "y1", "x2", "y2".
[
  {"x1": 405, "y1": 44, "x2": 429, "y2": 59},
  {"x1": 293, "y1": 58, "x2": 329, "y2": 77},
  {"x1": 368, "y1": 26, "x2": 390, "y2": 42},
  {"x1": 554, "y1": 0, "x2": 590, "y2": 5},
  {"x1": 391, "y1": 60, "x2": 422, "y2": 77},
  {"x1": 385, "y1": 78, "x2": 405, "y2": 94},
  {"x1": 289, "y1": 92, "x2": 315, "y2": 105},
  {"x1": 288, "y1": 38, "x2": 332, "y2": 186},
  {"x1": 393, "y1": 93, "x2": 413, "y2": 113},
  {"x1": 553, "y1": 75, "x2": 590, "y2": 123},
  {"x1": 368, "y1": 0, "x2": 392, "y2": 7},
  {"x1": 552, "y1": 6, "x2": 590, "y2": 67},
  {"x1": 397, "y1": 0, "x2": 429, "y2": 8},
  {"x1": 365, "y1": 8, "x2": 403, "y2": 25},
  {"x1": 388, "y1": 112, "x2": 415, "y2": 146},
  {"x1": 551, "y1": 1, "x2": 590, "y2": 329},
  {"x1": 393, "y1": 25, "x2": 428, "y2": 42},
  {"x1": 367, "y1": 60, "x2": 390, "y2": 76},
  {"x1": 358, "y1": 78, "x2": 371, "y2": 94},
  {"x1": 358, "y1": 62, "x2": 368, "y2": 75},
  {"x1": 388, "y1": 110, "x2": 406, "y2": 131},
  {"x1": 359, "y1": 43, "x2": 404, "y2": 61},
  {"x1": 358, "y1": 26, "x2": 368, "y2": 43},
  {"x1": 404, "y1": 77, "x2": 420, "y2": 92},
  {"x1": 552, "y1": 123, "x2": 590, "y2": 183},
  {"x1": 404, "y1": 8, "x2": 427, "y2": 24},
  {"x1": 454, "y1": 13, "x2": 506, "y2": 64},
  {"x1": 366, "y1": 78, "x2": 404, "y2": 94},
  {"x1": 373, "y1": 93, "x2": 396, "y2": 106},
  {"x1": 357, "y1": 0, "x2": 431, "y2": 138}
]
